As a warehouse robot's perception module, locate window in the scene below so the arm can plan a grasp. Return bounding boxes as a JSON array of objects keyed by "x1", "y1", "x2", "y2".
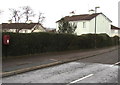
[{"x1": 83, "y1": 22, "x2": 86, "y2": 28}]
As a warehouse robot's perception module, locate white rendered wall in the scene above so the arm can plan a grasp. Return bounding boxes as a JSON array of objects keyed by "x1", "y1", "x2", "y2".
[
  {"x1": 111, "y1": 30, "x2": 119, "y2": 37},
  {"x1": 89, "y1": 14, "x2": 111, "y2": 36},
  {"x1": 74, "y1": 21, "x2": 90, "y2": 35},
  {"x1": 56, "y1": 22, "x2": 59, "y2": 32}
]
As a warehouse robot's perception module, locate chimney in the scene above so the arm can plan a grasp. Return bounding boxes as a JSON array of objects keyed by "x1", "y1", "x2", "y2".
[
  {"x1": 89, "y1": 9, "x2": 94, "y2": 14},
  {"x1": 26, "y1": 20, "x2": 32, "y2": 24},
  {"x1": 69, "y1": 11, "x2": 75, "y2": 16},
  {"x1": 8, "y1": 20, "x2": 12, "y2": 24}
]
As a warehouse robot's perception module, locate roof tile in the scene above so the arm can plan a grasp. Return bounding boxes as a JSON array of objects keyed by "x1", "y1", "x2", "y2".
[
  {"x1": 2, "y1": 23, "x2": 44, "y2": 30},
  {"x1": 57, "y1": 13, "x2": 112, "y2": 22}
]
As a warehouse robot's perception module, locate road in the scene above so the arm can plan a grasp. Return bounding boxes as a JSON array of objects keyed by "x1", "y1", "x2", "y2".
[{"x1": 2, "y1": 49, "x2": 119, "y2": 84}]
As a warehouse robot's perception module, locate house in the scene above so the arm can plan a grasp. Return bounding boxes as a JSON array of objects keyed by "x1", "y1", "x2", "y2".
[
  {"x1": 1, "y1": 23, "x2": 46, "y2": 33},
  {"x1": 56, "y1": 13, "x2": 120, "y2": 37},
  {"x1": 111, "y1": 25, "x2": 120, "y2": 37}
]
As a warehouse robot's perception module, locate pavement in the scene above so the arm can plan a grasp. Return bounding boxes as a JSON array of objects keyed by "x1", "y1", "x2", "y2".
[{"x1": 2, "y1": 46, "x2": 119, "y2": 77}]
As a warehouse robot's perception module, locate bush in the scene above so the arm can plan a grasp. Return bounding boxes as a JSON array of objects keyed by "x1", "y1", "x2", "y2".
[
  {"x1": 2, "y1": 32, "x2": 76, "y2": 57},
  {"x1": 2, "y1": 32, "x2": 119, "y2": 57},
  {"x1": 95, "y1": 33, "x2": 112, "y2": 48},
  {"x1": 69, "y1": 33, "x2": 114, "y2": 49},
  {"x1": 111, "y1": 36, "x2": 119, "y2": 45}
]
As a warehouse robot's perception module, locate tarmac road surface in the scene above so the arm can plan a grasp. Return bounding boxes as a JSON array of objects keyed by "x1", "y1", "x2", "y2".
[{"x1": 2, "y1": 49, "x2": 119, "y2": 84}]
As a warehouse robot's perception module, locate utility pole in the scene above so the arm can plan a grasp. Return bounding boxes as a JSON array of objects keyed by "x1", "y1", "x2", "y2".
[
  {"x1": 94, "y1": 6, "x2": 100, "y2": 48},
  {"x1": 95, "y1": 6, "x2": 100, "y2": 34}
]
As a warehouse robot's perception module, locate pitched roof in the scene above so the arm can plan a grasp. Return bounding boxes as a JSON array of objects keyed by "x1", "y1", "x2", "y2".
[
  {"x1": 2, "y1": 23, "x2": 45, "y2": 30},
  {"x1": 57, "y1": 13, "x2": 112, "y2": 22},
  {"x1": 111, "y1": 25, "x2": 120, "y2": 30}
]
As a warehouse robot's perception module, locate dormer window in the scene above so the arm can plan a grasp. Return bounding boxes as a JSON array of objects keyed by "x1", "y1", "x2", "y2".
[{"x1": 83, "y1": 22, "x2": 86, "y2": 28}]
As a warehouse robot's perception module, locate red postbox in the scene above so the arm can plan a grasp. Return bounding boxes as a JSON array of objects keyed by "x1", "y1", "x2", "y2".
[{"x1": 3, "y1": 35, "x2": 10, "y2": 45}]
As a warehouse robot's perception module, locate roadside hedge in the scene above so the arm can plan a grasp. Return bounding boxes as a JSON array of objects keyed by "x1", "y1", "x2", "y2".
[{"x1": 2, "y1": 32, "x2": 119, "y2": 57}]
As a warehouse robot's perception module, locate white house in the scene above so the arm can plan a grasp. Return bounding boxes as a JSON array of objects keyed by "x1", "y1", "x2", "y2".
[
  {"x1": 56, "y1": 13, "x2": 120, "y2": 37},
  {"x1": 1, "y1": 23, "x2": 46, "y2": 33},
  {"x1": 111, "y1": 25, "x2": 120, "y2": 37}
]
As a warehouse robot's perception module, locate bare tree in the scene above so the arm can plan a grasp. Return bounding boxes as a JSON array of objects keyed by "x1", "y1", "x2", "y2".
[
  {"x1": 22, "y1": 6, "x2": 35, "y2": 23},
  {"x1": 8, "y1": 6, "x2": 45, "y2": 23},
  {"x1": 38, "y1": 12, "x2": 45, "y2": 24},
  {"x1": 9, "y1": 8, "x2": 22, "y2": 23}
]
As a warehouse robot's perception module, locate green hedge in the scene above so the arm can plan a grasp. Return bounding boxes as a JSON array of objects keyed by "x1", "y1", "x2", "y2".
[
  {"x1": 2, "y1": 32, "x2": 119, "y2": 57},
  {"x1": 111, "y1": 36, "x2": 120, "y2": 45},
  {"x1": 2, "y1": 32, "x2": 76, "y2": 57}
]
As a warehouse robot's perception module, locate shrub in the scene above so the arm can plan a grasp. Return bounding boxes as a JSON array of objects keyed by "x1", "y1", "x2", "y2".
[
  {"x1": 2, "y1": 32, "x2": 119, "y2": 57},
  {"x1": 2, "y1": 32, "x2": 76, "y2": 57},
  {"x1": 111, "y1": 36, "x2": 119, "y2": 45},
  {"x1": 95, "y1": 33, "x2": 112, "y2": 48}
]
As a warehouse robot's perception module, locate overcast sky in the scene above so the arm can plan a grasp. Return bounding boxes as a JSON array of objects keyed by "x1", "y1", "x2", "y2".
[{"x1": 0, "y1": 0, "x2": 119, "y2": 28}]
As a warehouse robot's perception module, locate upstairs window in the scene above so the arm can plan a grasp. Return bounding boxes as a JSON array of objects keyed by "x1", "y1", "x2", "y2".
[{"x1": 83, "y1": 22, "x2": 86, "y2": 28}]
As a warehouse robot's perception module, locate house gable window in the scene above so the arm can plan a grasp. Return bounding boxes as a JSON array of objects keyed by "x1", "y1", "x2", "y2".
[{"x1": 83, "y1": 22, "x2": 86, "y2": 28}]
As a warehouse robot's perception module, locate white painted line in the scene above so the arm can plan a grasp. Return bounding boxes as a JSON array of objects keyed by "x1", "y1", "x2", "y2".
[
  {"x1": 110, "y1": 61, "x2": 120, "y2": 67},
  {"x1": 50, "y1": 59, "x2": 58, "y2": 61},
  {"x1": 70, "y1": 74, "x2": 94, "y2": 84},
  {"x1": 110, "y1": 65, "x2": 114, "y2": 67},
  {"x1": 115, "y1": 61, "x2": 120, "y2": 65}
]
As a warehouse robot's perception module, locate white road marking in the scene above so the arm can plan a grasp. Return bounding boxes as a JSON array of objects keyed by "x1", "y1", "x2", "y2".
[
  {"x1": 109, "y1": 65, "x2": 114, "y2": 67},
  {"x1": 69, "y1": 62, "x2": 80, "y2": 65},
  {"x1": 69, "y1": 74, "x2": 94, "y2": 84},
  {"x1": 50, "y1": 59, "x2": 58, "y2": 61},
  {"x1": 114, "y1": 61, "x2": 120, "y2": 65},
  {"x1": 110, "y1": 61, "x2": 120, "y2": 67}
]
